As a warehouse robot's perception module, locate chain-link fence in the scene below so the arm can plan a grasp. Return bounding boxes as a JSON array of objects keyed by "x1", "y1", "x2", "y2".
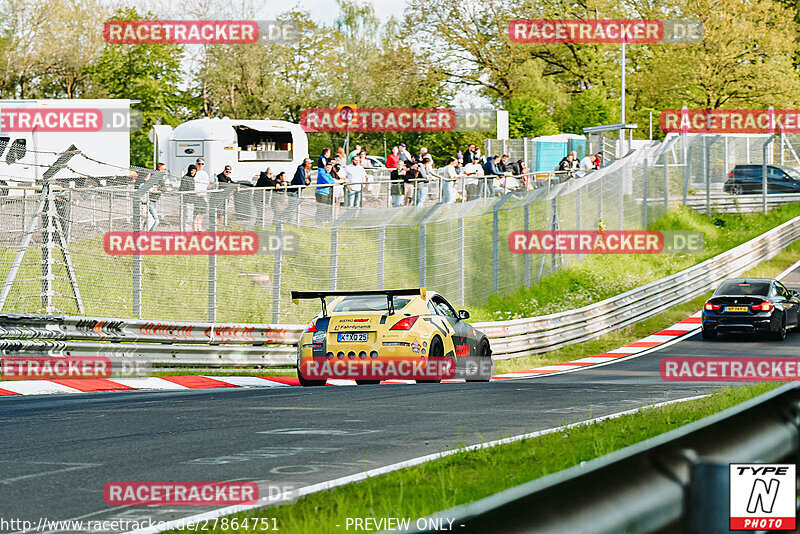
[{"x1": 0, "y1": 133, "x2": 790, "y2": 324}]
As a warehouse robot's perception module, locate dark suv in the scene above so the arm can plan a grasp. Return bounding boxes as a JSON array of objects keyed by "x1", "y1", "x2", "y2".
[{"x1": 723, "y1": 164, "x2": 800, "y2": 194}]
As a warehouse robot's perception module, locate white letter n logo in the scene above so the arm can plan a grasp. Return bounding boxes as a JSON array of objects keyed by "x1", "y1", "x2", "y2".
[{"x1": 747, "y1": 479, "x2": 780, "y2": 513}]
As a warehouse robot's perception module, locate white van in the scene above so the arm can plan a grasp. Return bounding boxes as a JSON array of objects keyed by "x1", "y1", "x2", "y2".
[
  {"x1": 150, "y1": 117, "x2": 309, "y2": 185},
  {"x1": 0, "y1": 99, "x2": 132, "y2": 193}
]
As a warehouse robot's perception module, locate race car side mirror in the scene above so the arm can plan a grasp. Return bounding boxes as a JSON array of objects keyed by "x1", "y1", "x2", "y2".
[
  {"x1": 791, "y1": 290, "x2": 799, "y2": 299},
  {"x1": 458, "y1": 310, "x2": 470, "y2": 320}
]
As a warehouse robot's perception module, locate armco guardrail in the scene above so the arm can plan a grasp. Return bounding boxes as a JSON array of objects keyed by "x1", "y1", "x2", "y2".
[
  {"x1": 401, "y1": 383, "x2": 800, "y2": 534},
  {"x1": 475, "y1": 213, "x2": 800, "y2": 360},
  {"x1": 1, "y1": 214, "x2": 799, "y2": 366},
  {"x1": 685, "y1": 193, "x2": 800, "y2": 213},
  {"x1": 0, "y1": 314, "x2": 302, "y2": 366}
]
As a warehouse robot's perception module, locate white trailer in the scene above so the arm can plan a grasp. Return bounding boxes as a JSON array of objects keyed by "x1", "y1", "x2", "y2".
[
  {"x1": 0, "y1": 99, "x2": 132, "y2": 192},
  {"x1": 149, "y1": 117, "x2": 309, "y2": 183}
]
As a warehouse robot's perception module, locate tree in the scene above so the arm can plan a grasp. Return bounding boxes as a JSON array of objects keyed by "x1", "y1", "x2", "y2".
[{"x1": 84, "y1": 7, "x2": 199, "y2": 167}]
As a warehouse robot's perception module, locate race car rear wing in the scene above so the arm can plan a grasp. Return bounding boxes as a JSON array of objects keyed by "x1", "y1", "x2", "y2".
[{"x1": 291, "y1": 288, "x2": 427, "y2": 316}]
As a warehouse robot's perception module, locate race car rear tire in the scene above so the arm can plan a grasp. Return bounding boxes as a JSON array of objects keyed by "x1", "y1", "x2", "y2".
[
  {"x1": 297, "y1": 369, "x2": 326, "y2": 387},
  {"x1": 466, "y1": 339, "x2": 492, "y2": 382},
  {"x1": 701, "y1": 327, "x2": 715, "y2": 340},
  {"x1": 418, "y1": 336, "x2": 444, "y2": 383}
]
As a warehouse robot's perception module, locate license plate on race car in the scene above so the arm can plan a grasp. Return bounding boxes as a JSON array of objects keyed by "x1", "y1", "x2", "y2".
[
  {"x1": 726, "y1": 306, "x2": 749, "y2": 312},
  {"x1": 338, "y1": 332, "x2": 368, "y2": 342}
]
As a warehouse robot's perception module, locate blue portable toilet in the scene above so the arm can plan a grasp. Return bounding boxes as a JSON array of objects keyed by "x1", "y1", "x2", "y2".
[{"x1": 529, "y1": 134, "x2": 588, "y2": 171}]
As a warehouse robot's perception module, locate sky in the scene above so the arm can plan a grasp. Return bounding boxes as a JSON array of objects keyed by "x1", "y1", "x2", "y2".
[{"x1": 254, "y1": 0, "x2": 407, "y2": 23}]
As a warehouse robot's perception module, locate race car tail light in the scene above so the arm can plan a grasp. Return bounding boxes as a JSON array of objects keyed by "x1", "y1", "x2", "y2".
[
  {"x1": 305, "y1": 320, "x2": 318, "y2": 333},
  {"x1": 704, "y1": 302, "x2": 722, "y2": 311},
  {"x1": 751, "y1": 302, "x2": 774, "y2": 312},
  {"x1": 727, "y1": 172, "x2": 734, "y2": 178},
  {"x1": 390, "y1": 316, "x2": 418, "y2": 330}
]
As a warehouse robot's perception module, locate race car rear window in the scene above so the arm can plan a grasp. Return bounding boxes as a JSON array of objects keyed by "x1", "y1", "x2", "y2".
[
  {"x1": 714, "y1": 281, "x2": 770, "y2": 296},
  {"x1": 330, "y1": 296, "x2": 412, "y2": 312}
]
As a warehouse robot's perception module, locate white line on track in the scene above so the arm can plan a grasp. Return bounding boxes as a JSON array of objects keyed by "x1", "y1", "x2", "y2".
[{"x1": 125, "y1": 394, "x2": 709, "y2": 534}]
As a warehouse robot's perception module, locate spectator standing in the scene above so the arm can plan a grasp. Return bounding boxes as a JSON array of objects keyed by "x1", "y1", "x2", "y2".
[
  {"x1": 416, "y1": 157, "x2": 433, "y2": 206},
  {"x1": 398, "y1": 143, "x2": 413, "y2": 165},
  {"x1": 254, "y1": 168, "x2": 277, "y2": 226},
  {"x1": 317, "y1": 148, "x2": 331, "y2": 170},
  {"x1": 193, "y1": 158, "x2": 211, "y2": 231},
  {"x1": 386, "y1": 146, "x2": 400, "y2": 169},
  {"x1": 481, "y1": 155, "x2": 501, "y2": 197},
  {"x1": 404, "y1": 164, "x2": 419, "y2": 206},
  {"x1": 456, "y1": 149, "x2": 464, "y2": 165},
  {"x1": 291, "y1": 158, "x2": 312, "y2": 196},
  {"x1": 330, "y1": 163, "x2": 347, "y2": 205},
  {"x1": 316, "y1": 161, "x2": 335, "y2": 203},
  {"x1": 217, "y1": 165, "x2": 233, "y2": 184},
  {"x1": 345, "y1": 154, "x2": 368, "y2": 207},
  {"x1": 463, "y1": 158, "x2": 483, "y2": 201},
  {"x1": 335, "y1": 147, "x2": 346, "y2": 161},
  {"x1": 440, "y1": 157, "x2": 461, "y2": 204},
  {"x1": 390, "y1": 160, "x2": 406, "y2": 207},
  {"x1": 464, "y1": 144, "x2": 478, "y2": 164},
  {"x1": 147, "y1": 162, "x2": 166, "y2": 231},
  {"x1": 348, "y1": 144, "x2": 362, "y2": 164},
  {"x1": 179, "y1": 164, "x2": 197, "y2": 231}
]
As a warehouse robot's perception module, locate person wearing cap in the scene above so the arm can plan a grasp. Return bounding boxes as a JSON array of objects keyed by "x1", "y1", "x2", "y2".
[{"x1": 398, "y1": 143, "x2": 412, "y2": 165}]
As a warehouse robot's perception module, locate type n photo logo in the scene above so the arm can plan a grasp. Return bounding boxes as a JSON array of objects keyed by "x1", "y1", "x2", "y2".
[{"x1": 730, "y1": 464, "x2": 796, "y2": 530}]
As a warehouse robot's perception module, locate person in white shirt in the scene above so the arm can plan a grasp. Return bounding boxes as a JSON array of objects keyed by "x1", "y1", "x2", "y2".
[
  {"x1": 345, "y1": 154, "x2": 369, "y2": 207},
  {"x1": 462, "y1": 159, "x2": 483, "y2": 201},
  {"x1": 578, "y1": 154, "x2": 597, "y2": 177},
  {"x1": 193, "y1": 158, "x2": 212, "y2": 230},
  {"x1": 440, "y1": 157, "x2": 462, "y2": 204}
]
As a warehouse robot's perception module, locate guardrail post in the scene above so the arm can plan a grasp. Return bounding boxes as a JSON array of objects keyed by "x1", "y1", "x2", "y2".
[
  {"x1": 686, "y1": 461, "x2": 729, "y2": 534},
  {"x1": 377, "y1": 226, "x2": 385, "y2": 290},
  {"x1": 271, "y1": 222, "x2": 283, "y2": 323},
  {"x1": 642, "y1": 156, "x2": 648, "y2": 227}
]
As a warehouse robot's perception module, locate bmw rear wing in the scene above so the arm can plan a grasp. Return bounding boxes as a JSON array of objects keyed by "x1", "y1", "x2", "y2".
[{"x1": 291, "y1": 288, "x2": 427, "y2": 316}]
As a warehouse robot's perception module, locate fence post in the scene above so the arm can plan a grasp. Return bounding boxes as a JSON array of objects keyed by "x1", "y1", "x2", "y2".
[
  {"x1": 208, "y1": 202, "x2": 217, "y2": 322},
  {"x1": 576, "y1": 187, "x2": 582, "y2": 231},
  {"x1": 683, "y1": 143, "x2": 692, "y2": 206},
  {"x1": 41, "y1": 188, "x2": 55, "y2": 312},
  {"x1": 108, "y1": 192, "x2": 113, "y2": 231},
  {"x1": 330, "y1": 228, "x2": 338, "y2": 291},
  {"x1": 271, "y1": 222, "x2": 283, "y2": 323},
  {"x1": 618, "y1": 165, "x2": 624, "y2": 230},
  {"x1": 419, "y1": 222, "x2": 426, "y2": 287},
  {"x1": 664, "y1": 152, "x2": 669, "y2": 211},
  {"x1": 523, "y1": 203, "x2": 530, "y2": 287},
  {"x1": 132, "y1": 190, "x2": 141, "y2": 317},
  {"x1": 459, "y1": 215, "x2": 465, "y2": 305},
  {"x1": 598, "y1": 172, "x2": 604, "y2": 225},
  {"x1": 493, "y1": 209, "x2": 499, "y2": 293},
  {"x1": 262, "y1": 189, "x2": 268, "y2": 229},
  {"x1": 21, "y1": 189, "x2": 26, "y2": 234},
  {"x1": 642, "y1": 156, "x2": 648, "y2": 227},
  {"x1": 377, "y1": 226, "x2": 385, "y2": 290}
]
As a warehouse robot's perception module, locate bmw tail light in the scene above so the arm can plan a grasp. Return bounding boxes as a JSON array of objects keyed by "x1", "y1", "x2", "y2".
[
  {"x1": 751, "y1": 302, "x2": 774, "y2": 312},
  {"x1": 727, "y1": 172, "x2": 734, "y2": 178},
  {"x1": 390, "y1": 316, "x2": 418, "y2": 330},
  {"x1": 704, "y1": 302, "x2": 721, "y2": 311},
  {"x1": 305, "y1": 320, "x2": 318, "y2": 333}
]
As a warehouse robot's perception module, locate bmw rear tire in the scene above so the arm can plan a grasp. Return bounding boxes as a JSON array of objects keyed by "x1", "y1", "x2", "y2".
[
  {"x1": 701, "y1": 326, "x2": 715, "y2": 340},
  {"x1": 773, "y1": 314, "x2": 787, "y2": 341}
]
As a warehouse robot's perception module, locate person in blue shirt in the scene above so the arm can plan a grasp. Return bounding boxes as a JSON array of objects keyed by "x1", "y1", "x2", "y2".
[{"x1": 316, "y1": 161, "x2": 335, "y2": 203}]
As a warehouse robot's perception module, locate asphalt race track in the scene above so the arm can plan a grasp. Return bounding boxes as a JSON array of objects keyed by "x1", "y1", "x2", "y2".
[{"x1": 3, "y1": 272, "x2": 800, "y2": 532}]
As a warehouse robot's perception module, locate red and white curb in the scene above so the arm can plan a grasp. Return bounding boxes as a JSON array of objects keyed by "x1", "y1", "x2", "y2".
[
  {"x1": 0, "y1": 315, "x2": 701, "y2": 396},
  {"x1": 490, "y1": 313, "x2": 702, "y2": 380}
]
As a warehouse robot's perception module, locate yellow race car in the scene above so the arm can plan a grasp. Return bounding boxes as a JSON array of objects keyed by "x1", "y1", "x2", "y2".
[{"x1": 291, "y1": 288, "x2": 493, "y2": 386}]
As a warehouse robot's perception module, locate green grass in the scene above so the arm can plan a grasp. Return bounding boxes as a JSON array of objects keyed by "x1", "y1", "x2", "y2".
[
  {"x1": 475, "y1": 204, "x2": 800, "y2": 321},
  {"x1": 183, "y1": 383, "x2": 780, "y2": 534},
  {"x1": 495, "y1": 238, "x2": 800, "y2": 374}
]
